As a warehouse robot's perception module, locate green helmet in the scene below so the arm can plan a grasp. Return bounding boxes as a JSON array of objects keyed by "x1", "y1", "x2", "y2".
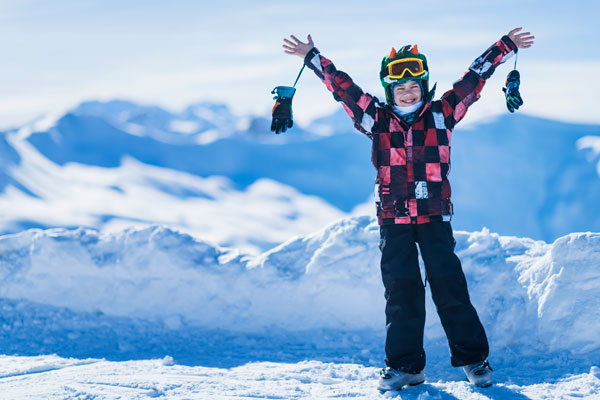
[{"x1": 380, "y1": 44, "x2": 429, "y2": 105}]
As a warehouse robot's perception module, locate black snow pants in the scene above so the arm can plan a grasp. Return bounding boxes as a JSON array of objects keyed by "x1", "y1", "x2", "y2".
[{"x1": 378, "y1": 221, "x2": 489, "y2": 373}]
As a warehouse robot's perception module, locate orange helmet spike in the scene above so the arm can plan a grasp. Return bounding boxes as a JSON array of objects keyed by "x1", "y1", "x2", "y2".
[
  {"x1": 389, "y1": 47, "x2": 397, "y2": 59},
  {"x1": 410, "y1": 45, "x2": 419, "y2": 55}
]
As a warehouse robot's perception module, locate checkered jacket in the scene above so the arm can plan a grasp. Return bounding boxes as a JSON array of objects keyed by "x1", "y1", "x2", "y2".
[{"x1": 304, "y1": 36, "x2": 518, "y2": 225}]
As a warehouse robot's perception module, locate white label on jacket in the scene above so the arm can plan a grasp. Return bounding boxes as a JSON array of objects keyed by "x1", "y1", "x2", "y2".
[
  {"x1": 470, "y1": 60, "x2": 492, "y2": 76},
  {"x1": 310, "y1": 54, "x2": 323, "y2": 73},
  {"x1": 501, "y1": 50, "x2": 516, "y2": 63},
  {"x1": 361, "y1": 113, "x2": 375, "y2": 132},
  {"x1": 415, "y1": 181, "x2": 428, "y2": 199},
  {"x1": 432, "y1": 112, "x2": 446, "y2": 130}
]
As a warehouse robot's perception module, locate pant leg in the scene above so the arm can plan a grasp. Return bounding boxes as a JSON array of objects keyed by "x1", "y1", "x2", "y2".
[
  {"x1": 415, "y1": 221, "x2": 489, "y2": 367},
  {"x1": 379, "y1": 223, "x2": 426, "y2": 373}
]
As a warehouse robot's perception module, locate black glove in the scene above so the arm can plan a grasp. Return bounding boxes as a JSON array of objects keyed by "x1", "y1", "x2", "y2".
[
  {"x1": 270, "y1": 86, "x2": 296, "y2": 134},
  {"x1": 502, "y1": 70, "x2": 523, "y2": 113}
]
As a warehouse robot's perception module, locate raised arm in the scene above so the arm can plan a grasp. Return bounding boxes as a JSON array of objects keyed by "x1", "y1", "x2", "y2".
[
  {"x1": 439, "y1": 27, "x2": 534, "y2": 129},
  {"x1": 283, "y1": 34, "x2": 377, "y2": 139}
]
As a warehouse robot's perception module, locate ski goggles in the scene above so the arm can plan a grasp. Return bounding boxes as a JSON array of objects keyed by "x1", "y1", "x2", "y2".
[{"x1": 386, "y1": 58, "x2": 426, "y2": 79}]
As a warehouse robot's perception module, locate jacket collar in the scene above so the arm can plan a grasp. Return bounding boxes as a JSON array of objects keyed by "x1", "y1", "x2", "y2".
[{"x1": 418, "y1": 83, "x2": 436, "y2": 117}]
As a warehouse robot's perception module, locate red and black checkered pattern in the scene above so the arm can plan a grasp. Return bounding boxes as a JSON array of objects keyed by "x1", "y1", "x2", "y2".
[{"x1": 304, "y1": 36, "x2": 518, "y2": 226}]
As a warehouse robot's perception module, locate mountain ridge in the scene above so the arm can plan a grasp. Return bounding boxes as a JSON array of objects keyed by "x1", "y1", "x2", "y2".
[{"x1": 1, "y1": 99, "x2": 599, "y2": 244}]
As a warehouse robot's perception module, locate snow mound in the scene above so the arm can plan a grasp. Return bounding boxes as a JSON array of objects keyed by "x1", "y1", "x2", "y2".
[{"x1": 0, "y1": 217, "x2": 599, "y2": 355}]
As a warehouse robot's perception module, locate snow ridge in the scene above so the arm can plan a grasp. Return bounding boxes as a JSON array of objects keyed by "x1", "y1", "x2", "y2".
[{"x1": 0, "y1": 216, "x2": 599, "y2": 356}]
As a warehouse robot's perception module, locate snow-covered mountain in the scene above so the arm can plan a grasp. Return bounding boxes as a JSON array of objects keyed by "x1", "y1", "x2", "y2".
[
  {"x1": 69, "y1": 100, "x2": 240, "y2": 145},
  {"x1": 1, "y1": 99, "x2": 599, "y2": 248},
  {"x1": 451, "y1": 115, "x2": 600, "y2": 239},
  {"x1": 0, "y1": 137, "x2": 344, "y2": 255},
  {"x1": 0, "y1": 217, "x2": 598, "y2": 398},
  {"x1": 20, "y1": 100, "x2": 374, "y2": 209}
]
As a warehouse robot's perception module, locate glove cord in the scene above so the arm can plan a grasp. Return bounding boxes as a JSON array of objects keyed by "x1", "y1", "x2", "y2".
[{"x1": 292, "y1": 64, "x2": 306, "y2": 88}]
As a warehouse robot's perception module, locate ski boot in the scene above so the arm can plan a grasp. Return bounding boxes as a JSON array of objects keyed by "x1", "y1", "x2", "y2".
[
  {"x1": 463, "y1": 360, "x2": 493, "y2": 388},
  {"x1": 377, "y1": 366, "x2": 425, "y2": 392}
]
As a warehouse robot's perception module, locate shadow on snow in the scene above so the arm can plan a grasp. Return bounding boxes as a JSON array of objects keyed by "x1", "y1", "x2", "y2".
[{"x1": 0, "y1": 297, "x2": 596, "y2": 394}]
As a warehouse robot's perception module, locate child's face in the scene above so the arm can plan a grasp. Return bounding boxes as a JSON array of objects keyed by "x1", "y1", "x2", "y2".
[{"x1": 393, "y1": 81, "x2": 422, "y2": 106}]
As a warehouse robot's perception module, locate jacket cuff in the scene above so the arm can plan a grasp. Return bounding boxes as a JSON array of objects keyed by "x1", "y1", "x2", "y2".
[
  {"x1": 304, "y1": 47, "x2": 320, "y2": 65},
  {"x1": 500, "y1": 35, "x2": 518, "y2": 53}
]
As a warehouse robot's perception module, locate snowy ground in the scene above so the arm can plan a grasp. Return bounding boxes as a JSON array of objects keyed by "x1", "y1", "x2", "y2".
[
  {"x1": 1, "y1": 216, "x2": 599, "y2": 398},
  {"x1": 0, "y1": 355, "x2": 598, "y2": 399}
]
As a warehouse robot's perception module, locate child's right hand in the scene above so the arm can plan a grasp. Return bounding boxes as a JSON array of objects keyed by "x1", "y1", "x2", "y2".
[{"x1": 282, "y1": 34, "x2": 315, "y2": 58}]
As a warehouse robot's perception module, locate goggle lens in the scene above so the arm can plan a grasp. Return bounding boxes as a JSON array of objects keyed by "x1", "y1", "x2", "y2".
[{"x1": 388, "y1": 59, "x2": 425, "y2": 79}]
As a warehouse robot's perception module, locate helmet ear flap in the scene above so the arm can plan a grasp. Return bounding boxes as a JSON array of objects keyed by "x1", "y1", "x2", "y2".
[{"x1": 386, "y1": 85, "x2": 394, "y2": 105}]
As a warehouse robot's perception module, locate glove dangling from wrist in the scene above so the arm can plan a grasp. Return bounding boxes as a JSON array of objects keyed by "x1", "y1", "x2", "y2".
[
  {"x1": 502, "y1": 69, "x2": 523, "y2": 113},
  {"x1": 270, "y1": 86, "x2": 296, "y2": 134}
]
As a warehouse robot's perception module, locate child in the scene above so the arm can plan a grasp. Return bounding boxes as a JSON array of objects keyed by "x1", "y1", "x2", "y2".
[{"x1": 282, "y1": 27, "x2": 534, "y2": 390}]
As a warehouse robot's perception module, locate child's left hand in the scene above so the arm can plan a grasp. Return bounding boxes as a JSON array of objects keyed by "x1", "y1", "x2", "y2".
[{"x1": 507, "y1": 27, "x2": 535, "y2": 49}]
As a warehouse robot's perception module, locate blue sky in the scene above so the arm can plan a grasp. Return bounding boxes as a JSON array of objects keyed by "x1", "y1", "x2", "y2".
[{"x1": 0, "y1": 0, "x2": 598, "y2": 128}]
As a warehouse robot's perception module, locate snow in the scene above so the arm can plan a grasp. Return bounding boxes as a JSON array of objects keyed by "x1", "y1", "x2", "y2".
[
  {"x1": 577, "y1": 135, "x2": 600, "y2": 156},
  {"x1": 1, "y1": 357, "x2": 598, "y2": 399},
  {"x1": 0, "y1": 216, "x2": 599, "y2": 398},
  {"x1": 0, "y1": 132, "x2": 345, "y2": 255},
  {"x1": 1, "y1": 216, "x2": 599, "y2": 350},
  {"x1": 0, "y1": 99, "x2": 599, "y2": 397},
  {"x1": 577, "y1": 135, "x2": 600, "y2": 175},
  {"x1": 168, "y1": 119, "x2": 201, "y2": 135},
  {"x1": 70, "y1": 100, "x2": 239, "y2": 144},
  {"x1": 2, "y1": 357, "x2": 594, "y2": 400}
]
